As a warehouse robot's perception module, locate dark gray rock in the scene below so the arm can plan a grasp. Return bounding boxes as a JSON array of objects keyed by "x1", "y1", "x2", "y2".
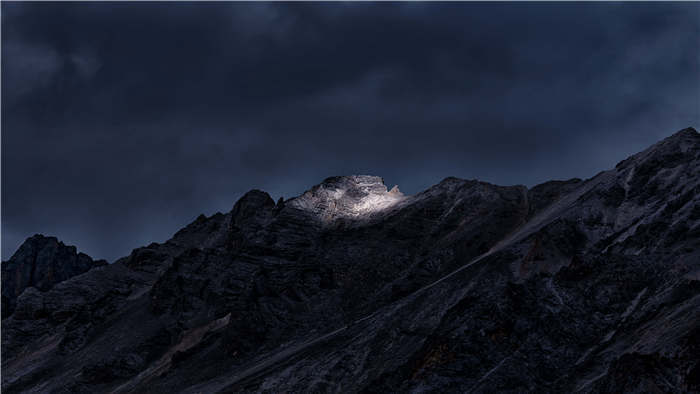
[
  {"x1": 2, "y1": 127, "x2": 699, "y2": 393},
  {"x1": 1, "y1": 234, "x2": 106, "y2": 319}
]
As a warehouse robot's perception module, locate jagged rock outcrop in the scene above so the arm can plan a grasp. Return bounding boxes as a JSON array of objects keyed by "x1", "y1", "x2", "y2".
[
  {"x1": 1, "y1": 127, "x2": 699, "y2": 393},
  {"x1": 1, "y1": 235, "x2": 106, "y2": 319},
  {"x1": 287, "y1": 175, "x2": 406, "y2": 222}
]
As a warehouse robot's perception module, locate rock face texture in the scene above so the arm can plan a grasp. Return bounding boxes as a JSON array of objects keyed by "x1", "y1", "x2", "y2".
[
  {"x1": 2, "y1": 127, "x2": 699, "y2": 393},
  {"x1": 1, "y1": 235, "x2": 106, "y2": 319}
]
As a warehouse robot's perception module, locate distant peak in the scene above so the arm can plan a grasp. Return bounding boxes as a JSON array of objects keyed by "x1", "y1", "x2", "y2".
[
  {"x1": 674, "y1": 126, "x2": 698, "y2": 136},
  {"x1": 231, "y1": 189, "x2": 275, "y2": 219},
  {"x1": 2, "y1": 233, "x2": 104, "y2": 318},
  {"x1": 7, "y1": 234, "x2": 92, "y2": 262},
  {"x1": 319, "y1": 175, "x2": 385, "y2": 188},
  {"x1": 289, "y1": 175, "x2": 405, "y2": 220},
  {"x1": 26, "y1": 233, "x2": 59, "y2": 244},
  {"x1": 615, "y1": 126, "x2": 699, "y2": 170},
  {"x1": 661, "y1": 127, "x2": 698, "y2": 145},
  {"x1": 649, "y1": 126, "x2": 699, "y2": 152},
  {"x1": 13, "y1": 234, "x2": 68, "y2": 256}
]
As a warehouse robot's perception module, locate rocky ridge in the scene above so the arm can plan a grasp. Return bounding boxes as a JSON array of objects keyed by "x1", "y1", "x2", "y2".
[
  {"x1": 1, "y1": 235, "x2": 106, "y2": 319},
  {"x1": 1, "y1": 127, "x2": 699, "y2": 393}
]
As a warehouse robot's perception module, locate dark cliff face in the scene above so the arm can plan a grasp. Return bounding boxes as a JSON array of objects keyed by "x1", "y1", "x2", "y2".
[
  {"x1": 1, "y1": 235, "x2": 106, "y2": 319},
  {"x1": 2, "y1": 127, "x2": 699, "y2": 393}
]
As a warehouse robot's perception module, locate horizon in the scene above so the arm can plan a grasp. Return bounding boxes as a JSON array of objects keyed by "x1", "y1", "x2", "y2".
[
  {"x1": 3, "y1": 2, "x2": 699, "y2": 261},
  {"x1": 4, "y1": 125, "x2": 697, "y2": 263}
]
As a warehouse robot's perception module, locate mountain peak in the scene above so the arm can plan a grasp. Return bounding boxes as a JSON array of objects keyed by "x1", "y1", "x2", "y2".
[
  {"x1": 288, "y1": 174, "x2": 405, "y2": 220},
  {"x1": 615, "y1": 126, "x2": 699, "y2": 170},
  {"x1": 319, "y1": 175, "x2": 386, "y2": 188},
  {"x1": 232, "y1": 189, "x2": 275, "y2": 214},
  {"x1": 656, "y1": 126, "x2": 699, "y2": 149},
  {"x1": 22, "y1": 233, "x2": 60, "y2": 245},
  {"x1": 7, "y1": 234, "x2": 74, "y2": 261},
  {"x1": 672, "y1": 126, "x2": 698, "y2": 138},
  {"x1": 2, "y1": 234, "x2": 105, "y2": 319}
]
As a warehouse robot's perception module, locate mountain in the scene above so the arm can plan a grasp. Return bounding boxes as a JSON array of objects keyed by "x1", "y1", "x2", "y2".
[
  {"x1": 1, "y1": 235, "x2": 106, "y2": 319},
  {"x1": 2, "y1": 127, "x2": 699, "y2": 393}
]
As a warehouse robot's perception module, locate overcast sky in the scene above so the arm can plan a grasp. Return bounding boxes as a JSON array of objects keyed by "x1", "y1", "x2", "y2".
[{"x1": 2, "y1": 2, "x2": 698, "y2": 261}]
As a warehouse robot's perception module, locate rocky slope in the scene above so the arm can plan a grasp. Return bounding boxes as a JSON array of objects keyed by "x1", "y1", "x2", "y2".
[{"x1": 2, "y1": 127, "x2": 699, "y2": 393}]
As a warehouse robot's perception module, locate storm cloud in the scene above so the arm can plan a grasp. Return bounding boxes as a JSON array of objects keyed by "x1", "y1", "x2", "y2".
[{"x1": 2, "y1": 2, "x2": 698, "y2": 261}]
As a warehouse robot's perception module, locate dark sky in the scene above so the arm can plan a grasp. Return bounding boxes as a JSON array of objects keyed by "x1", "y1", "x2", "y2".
[{"x1": 2, "y1": 2, "x2": 698, "y2": 262}]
